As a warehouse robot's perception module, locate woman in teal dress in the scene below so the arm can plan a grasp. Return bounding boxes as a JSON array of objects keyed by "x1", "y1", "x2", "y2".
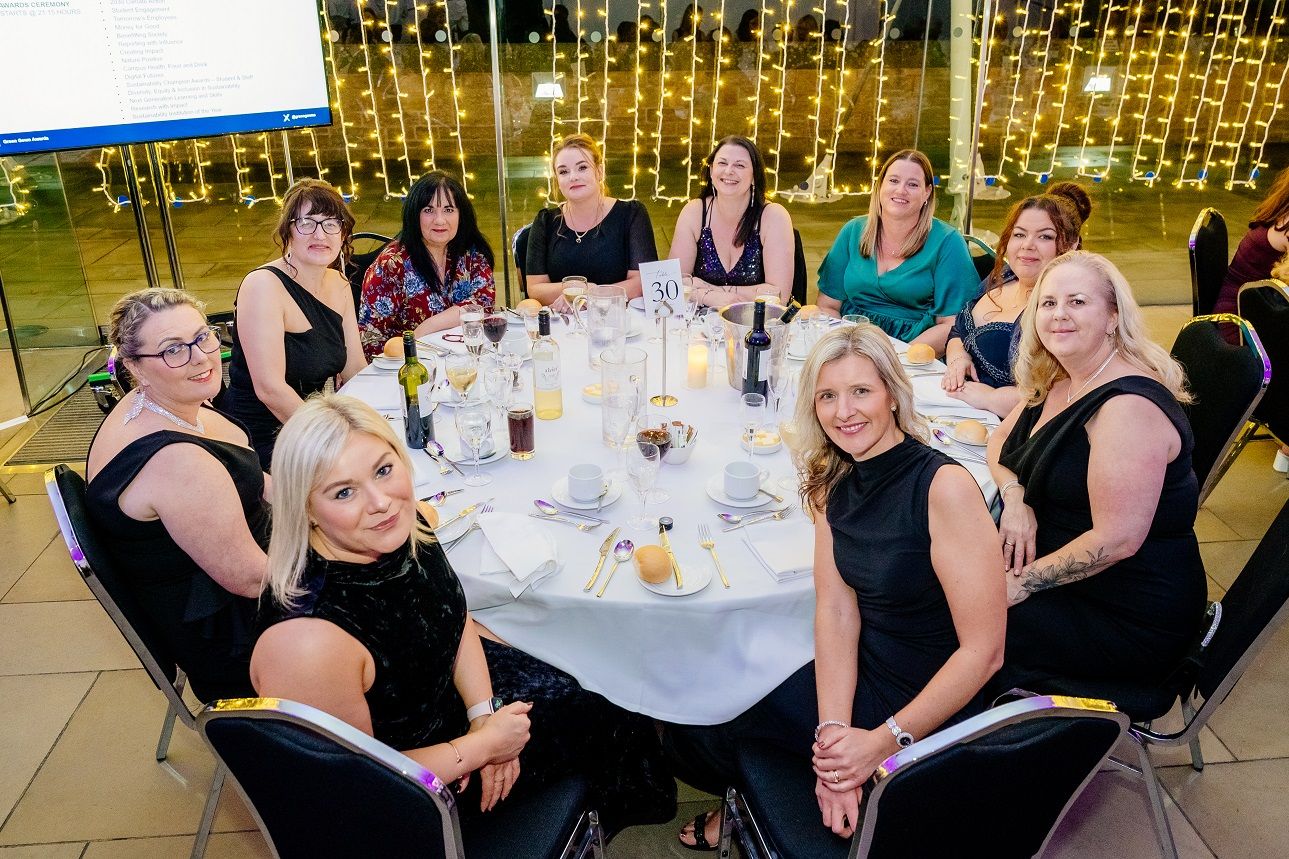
[{"x1": 817, "y1": 150, "x2": 978, "y2": 355}]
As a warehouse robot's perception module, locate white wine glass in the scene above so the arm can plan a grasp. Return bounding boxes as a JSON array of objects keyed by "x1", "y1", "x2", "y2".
[
  {"x1": 454, "y1": 402, "x2": 493, "y2": 486},
  {"x1": 627, "y1": 441, "x2": 661, "y2": 531},
  {"x1": 740, "y1": 392, "x2": 766, "y2": 461},
  {"x1": 445, "y1": 353, "x2": 479, "y2": 402}
]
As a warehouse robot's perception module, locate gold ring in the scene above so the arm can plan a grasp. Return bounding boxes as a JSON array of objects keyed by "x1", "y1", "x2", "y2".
[{"x1": 832, "y1": 770, "x2": 840, "y2": 784}]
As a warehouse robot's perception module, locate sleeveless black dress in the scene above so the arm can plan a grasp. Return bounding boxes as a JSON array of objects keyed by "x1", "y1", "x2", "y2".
[
  {"x1": 259, "y1": 539, "x2": 675, "y2": 833},
  {"x1": 221, "y1": 267, "x2": 347, "y2": 470},
  {"x1": 85, "y1": 416, "x2": 269, "y2": 701},
  {"x1": 993, "y1": 377, "x2": 1207, "y2": 691},
  {"x1": 663, "y1": 437, "x2": 987, "y2": 795}
]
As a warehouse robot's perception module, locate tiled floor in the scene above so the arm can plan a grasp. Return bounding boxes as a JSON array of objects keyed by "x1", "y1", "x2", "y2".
[{"x1": 2, "y1": 167, "x2": 1288, "y2": 855}]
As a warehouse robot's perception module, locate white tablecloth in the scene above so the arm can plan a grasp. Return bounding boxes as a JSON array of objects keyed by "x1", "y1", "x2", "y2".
[{"x1": 339, "y1": 314, "x2": 997, "y2": 724}]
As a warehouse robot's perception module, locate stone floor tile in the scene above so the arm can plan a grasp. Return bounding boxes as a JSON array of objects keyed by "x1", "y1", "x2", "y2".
[
  {"x1": 3, "y1": 538, "x2": 90, "y2": 604},
  {"x1": 0, "y1": 673, "x2": 96, "y2": 825},
  {"x1": 1045, "y1": 770, "x2": 1215, "y2": 858},
  {"x1": 0, "y1": 603, "x2": 137, "y2": 676},
  {"x1": 0, "y1": 845, "x2": 86, "y2": 859},
  {"x1": 81, "y1": 831, "x2": 269, "y2": 859},
  {"x1": 1204, "y1": 621, "x2": 1289, "y2": 761},
  {"x1": 1161, "y1": 758, "x2": 1289, "y2": 859}
]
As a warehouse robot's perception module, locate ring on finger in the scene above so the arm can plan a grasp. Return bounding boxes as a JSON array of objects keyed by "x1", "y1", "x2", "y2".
[{"x1": 832, "y1": 770, "x2": 840, "y2": 784}]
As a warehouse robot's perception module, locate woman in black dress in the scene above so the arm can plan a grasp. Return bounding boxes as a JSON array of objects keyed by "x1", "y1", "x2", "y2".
[
  {"x1": 671, "y1": 324, "x2": 1005, "y2": 849},
  {"x1": 86, "y1": 289, "x2": 268, "y2": 700},
  {"x1": 251, "y1": 395, "x2": 674, "y2": 833},
  {"x1": 221, "y1": 179, "x2": 368, "y2": 469},
  {"x1": 523, "y1": 132, "x2": 657, "y2": 306},
  {"x1": 988, "y1": 250, "x2": 1207, "y2": 692}
]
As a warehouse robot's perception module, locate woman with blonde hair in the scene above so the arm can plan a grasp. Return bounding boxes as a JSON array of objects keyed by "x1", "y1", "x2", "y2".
[
  {"x1": 523, "y1": 133, "x2": 657, "y2": 305},
  {"x1": 988, "y1": 250, "x2": 1206, "y2": 695},
  {"x1": 817, "y1": 149, "x2": 978, "y2": 354},
  {"x1": 668, "y1": 325, "x2": 1003, "y2": 848},
  {"x1": 252, "y1": 395, "x2": 675, "y2": 833}
]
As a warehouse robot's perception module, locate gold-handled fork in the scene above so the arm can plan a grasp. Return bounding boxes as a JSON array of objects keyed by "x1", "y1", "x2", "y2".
[{"x1": 697, "y1": 524, "x2": 730, "y2": 589}]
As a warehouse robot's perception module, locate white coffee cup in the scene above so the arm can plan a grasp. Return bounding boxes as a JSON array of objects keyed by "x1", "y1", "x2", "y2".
[
  {"x1": 724, "y1": 460, "x2": 769, "y2": 500},
  {"x1": 568, "y1": 463, "x2": 605, "y2": 502}
]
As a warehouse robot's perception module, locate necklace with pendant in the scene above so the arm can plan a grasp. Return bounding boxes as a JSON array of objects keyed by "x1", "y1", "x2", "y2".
[
  {"x1": 1066, "y1": 348, "x2": 1118, "y2": 404},
  {"x1": 124, "y1": 389, "x2": 205, "y2": 433},
  {"x1": 566, "y1": 199, "x2": 603, "y2": 244}
]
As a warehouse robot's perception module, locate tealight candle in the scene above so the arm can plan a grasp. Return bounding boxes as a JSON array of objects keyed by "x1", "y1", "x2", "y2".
[{"x1": 686, "y1": 341, "x2": 708, "y2": 388}]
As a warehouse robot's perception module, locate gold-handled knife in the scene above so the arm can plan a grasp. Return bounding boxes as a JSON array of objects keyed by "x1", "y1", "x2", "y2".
[
  {"x1": 436, "y1": 499, "x2": 489, "y2": 532},
  {"x1": 583, "y1": 527, "x2": 621, "y2": 591},
  {"x1": 658, "y1": 520, "x2": 684, "y2": 589}
]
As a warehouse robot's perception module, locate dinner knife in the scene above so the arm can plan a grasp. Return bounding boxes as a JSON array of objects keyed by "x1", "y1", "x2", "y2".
[
  {"x1": 658, "y1": 522, "x2": 685, "y2": 589},
  {"x1": 583, "y1": 527, "x2": 621, "y2": 591},
  {"x1": 436, "y1": 499, "x2": 488, "y2": 532}
]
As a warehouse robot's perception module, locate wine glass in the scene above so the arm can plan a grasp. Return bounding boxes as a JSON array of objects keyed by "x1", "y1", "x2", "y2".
[
  {"x1": 454, "y1": 402, "x2": 493, "y2": 486},
  {"x1": 482, "y1": 307, "x2": 508, "y2": 353},
  {"x1": 636, "y1": 412, "x2": 672, "y2": 503},
  {"x1": 626, "y1": 441, "x2": 661, "y2": 531},
  {"x1": 445, "y1": 353, "x2": 478, "y2": 402},
  {"x1": 740, "y1": 392, "x2": 766, "y2": 461},
  {"x1": 481, "y1": 360, "x2": 511, "y2": 421}
]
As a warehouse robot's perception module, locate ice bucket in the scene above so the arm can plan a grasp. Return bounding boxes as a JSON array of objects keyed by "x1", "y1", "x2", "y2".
[{"x1": 719, "y1": 302, "x2": 790, "y2": 391}]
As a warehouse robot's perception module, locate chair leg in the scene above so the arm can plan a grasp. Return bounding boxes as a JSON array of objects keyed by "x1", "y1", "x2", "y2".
[
  {"x1": 190, "y1": 763, "x2": 225, "y2": 859},
  {"x1": 1133, "y1": 739, "x2": 1179, "y2": 859},
  {"x1": 0, "y1": 479, "x2": 15, "y2": 504},
  {"x1": 718, "y1": 786, "x2": 736, "y2": 859},
  {"x1": 1181, "y1": 700, "x2": 1205, "y2": 772},
  {"x1": 155, "y1": 701, "x2": 180, "y2": 761},
  {"x1": 587, "y1": 810, "x2": 606, "y2": 859}
]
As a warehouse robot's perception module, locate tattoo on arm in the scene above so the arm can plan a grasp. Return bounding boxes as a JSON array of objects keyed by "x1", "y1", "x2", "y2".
[{"x1": 1021, "y1": 547, "x2": 1111, "y2": 594}]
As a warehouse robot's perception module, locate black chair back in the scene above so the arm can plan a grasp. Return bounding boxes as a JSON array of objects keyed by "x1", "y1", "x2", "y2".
[
  {"x1": 792, "y1": 228, "x2": 808, "y2": 306},
  {"x1": 1238, "y1": 279, "x2": 1289, "y2": 441},
  {"x1": 964, "y1": 234, "x2": 997, "y2": 282},
  {"x1": 1170, "y1": 314, "x2": 1270, "y2": 503},
  {"x1": 45, "y1": 465, "x2": 186, "y2": 699},
  {"x1": 1189, "y1": 208, "x2": 1229, "y2": 316},
  {"x1": 346, "y1": 231, "x2": 394, "y2": 313},
  {"x1": 200, "y1": 699, "x2": 461, "y2": 859},
  {"x1": 513, "y1": 224, "x2": 531, "y2": 296},
  {"x1": 1196, "y1": 497, "x2": 1289, "y2": 702}
]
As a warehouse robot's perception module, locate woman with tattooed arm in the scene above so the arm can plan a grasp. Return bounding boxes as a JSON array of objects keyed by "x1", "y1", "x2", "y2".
[{"x1": 987, "y1": 251, "x2": 1206, "y2": 692}]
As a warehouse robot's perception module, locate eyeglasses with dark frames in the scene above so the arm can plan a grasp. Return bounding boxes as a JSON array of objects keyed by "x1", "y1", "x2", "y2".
[
  {"x1": 130, "y1": 326, "x2": 223, "y2": 369},
  {"x1": 291, "y1": 217, "x2": 344, "y2": 235}
]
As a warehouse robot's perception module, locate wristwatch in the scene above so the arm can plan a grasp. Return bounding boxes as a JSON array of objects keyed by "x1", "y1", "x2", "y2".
[
  {"x1": 465, "y1": 696, "x2": 504, "y2": 722},
  {"x1": 885, "y1": 716, "x2": 915, "y2": 748}
]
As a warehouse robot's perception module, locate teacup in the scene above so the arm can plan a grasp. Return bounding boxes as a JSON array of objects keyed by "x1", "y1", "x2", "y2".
[
  {"x1": 568, "y1": 463, "x2": 605, "y2": 502},
  {"x1": 724, "y1": 460, "x2": 769, "y2": 500}
]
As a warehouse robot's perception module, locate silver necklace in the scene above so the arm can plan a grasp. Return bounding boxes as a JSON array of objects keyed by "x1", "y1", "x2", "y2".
[
  {"x1": 123, "y1": 389, "x2": 205, "y2": 433},
  {"x1": 1066, "y1": 348, "x2": 1118, "y2": 404},
  {"x1": 565, "y1": 199, "x2": 603, "y2": 244}
]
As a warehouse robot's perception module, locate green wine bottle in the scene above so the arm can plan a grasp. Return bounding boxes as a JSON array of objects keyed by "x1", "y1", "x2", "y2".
[{"x1": 398, "y1": 331, "x2": 434, "y2": 449}]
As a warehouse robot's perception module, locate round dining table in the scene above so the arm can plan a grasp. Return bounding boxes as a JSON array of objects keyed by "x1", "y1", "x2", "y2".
[{"x1": 339, "y1": 310, "x2": 999, "y2": 725}]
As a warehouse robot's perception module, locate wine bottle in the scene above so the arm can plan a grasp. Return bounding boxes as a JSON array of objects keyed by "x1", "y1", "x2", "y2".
[
  {"x1": 398, "y1": 331, "x2": 434, "y2": 449},
  {"x1": 742, "y1": 299, "x2": 771, "y2": 397},
  {"x1": 778, "y1": 298, "x2": 802, "y2": 325},
  {"x1": 532, "y1": 309, "x2": 564, "y2": 420}
]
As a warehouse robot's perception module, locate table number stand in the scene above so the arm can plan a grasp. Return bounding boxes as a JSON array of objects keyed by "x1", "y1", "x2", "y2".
[{"x1": 639, "y1": 259, "x2": 686, "y2": 408}]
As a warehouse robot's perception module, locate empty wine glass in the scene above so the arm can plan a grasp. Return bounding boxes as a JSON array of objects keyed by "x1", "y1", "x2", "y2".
[
  {"x1": 627, "y1": 441, "x2": 661, "y2": 531},
  {"x1": 481, "y1": 360, "x2": 511, "y2": 421},
  {"x1": 454, "y1": 402, "x2": 493, "y2": 487},
  {"x1": 740, "y1": 392, "x2": 766, "y2": 461}
]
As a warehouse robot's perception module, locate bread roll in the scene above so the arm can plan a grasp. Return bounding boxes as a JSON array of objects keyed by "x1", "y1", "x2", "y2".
[
  {"x1": 518, "y1": 297, "x2": 543, "y2": 315},
  {"x1": 906, "y1": 342, "x2": 936, "y2": 364},
  {"x1": 797, "y1": 304, "x2": 821, "y2": 320},
  {"x1": 955, "y1": 419, "x2": 989, "y2": 445},
  {"x1": 383, "y1": 337, "x2": 404, "y2": 359},
  {"x1": 634, "y1": 544, "x2": 672, "y2": 584}
]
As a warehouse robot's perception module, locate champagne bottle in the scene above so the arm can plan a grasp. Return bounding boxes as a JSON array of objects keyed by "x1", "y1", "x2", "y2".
[
  {"x1": 778, "y1": 298, "x2": 802, "y2": 325},
  {"x1": 398, "y1": 331, "x2": 434, "y2": 449},
  {"x1": 532, "y1": 309, "x2": 564, "y2": 420},
  {"x1": 742, "y1": 299, "x2": 771, "y2": 396}
]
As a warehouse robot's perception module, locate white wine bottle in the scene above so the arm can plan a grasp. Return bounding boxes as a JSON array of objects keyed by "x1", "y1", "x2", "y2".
[
  {"x1": 532, "y1": 309, "x2": 563, "y2": 420},
  {"x1": 398, "y1": 331, "x2": 434, "y2": 448}
]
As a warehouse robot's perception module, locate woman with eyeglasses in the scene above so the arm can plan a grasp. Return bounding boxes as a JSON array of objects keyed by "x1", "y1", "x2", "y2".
[
  {"x1": 86, "y1": 288, "x2": 270, "y2": 702},
  {"x1": 221, "y1": 179, "x2": 367, "y2": 469}
]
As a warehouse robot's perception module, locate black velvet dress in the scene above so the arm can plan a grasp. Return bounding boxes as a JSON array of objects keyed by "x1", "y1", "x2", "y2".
[
  {"x1": 259, "y1": 539, "x2": 675, "y2": 833},
  {"x1": 664, "y1": 437, "x2": 987, "y2": 794},
  {"x1": 992, "y1": 377, "x2": 1207, "y2": 692},
  {"x1": 86, "y1": 417, "x2": 268, "y2": 702}
]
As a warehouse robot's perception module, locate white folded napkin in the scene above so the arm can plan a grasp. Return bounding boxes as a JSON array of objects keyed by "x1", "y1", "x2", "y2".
[
  {"x1": 911, "y1": 374, "x2": 968, "y2": 410},
  {"x1": 477, "y1": 512, "x2": 561, "y2": 597},
  {"x1": 744, "y1": 527, "x2": 813, "y2": 582}
]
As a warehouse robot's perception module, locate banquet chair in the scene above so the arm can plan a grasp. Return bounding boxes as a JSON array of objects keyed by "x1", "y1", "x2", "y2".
[
  {"x1": 513, "y1": 224, "x2": 531, "y2": 296},
  {"x1": 44, "y1": 464, "x2": 226, "y2": 859},
  {"x1": 198, "y1": 697, "x2": 606, "y2": 859},
  {"x1": 1169, "y1": 314, "x2": 1270, "y2": 504},
  {"x1": 1023, "y1": 495, "x2": 1289, "y2": 859},
  {"x1": 1189, "y1": 208, "x2": 1228, "y2": 317},
  {"x1": 718, "y1": 695, "x2": 1126, "y2": 859},
  {"x1": 965, "y1": 234, "x2": 997, "y2": 282},
  {"x1": 346, "y1": 231, "x2": 394, "y2": 312},
  {"x1": 791, "y1": 229, "x2": 808, "y2": 306},
  {"x1": 1237, "y1": 279, "x2": 1289, "y2": 444}
]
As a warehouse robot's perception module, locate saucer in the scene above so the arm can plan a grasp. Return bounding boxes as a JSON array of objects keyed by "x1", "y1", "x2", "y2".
[
  {"x1": 453, "y1": 445, "x2": 507, "y2": 466},
  {"x1": 705, "y1": 473, "x2": 772, "y2": 508},
  {"x1": 625, "y1": 318, "x2": 645, "y2": 340},
  {"x1": 552, "y1": 477, "x2": 623, "y2": 510},
  {"x1": 900, "y1": 355, "x2": 935, "y2": 368},
  {"x1": 639, "y1": 562, "x2": 712, "y2": 597},
  {"x1": 628, "y1": 297, "x2": 646, "y2": 311},
  {"x1": 581, "y1": 383, "x2": 603, "y2": 404},
  {"x1": 786, "y1": 340, "x2": 809, "y2": 361},
  {"x1": 741, "y1": 430, "x2": 783, "y2": 455},
  {"x1": 371, "y1": 356, "x2": 402, "y2": 371}
]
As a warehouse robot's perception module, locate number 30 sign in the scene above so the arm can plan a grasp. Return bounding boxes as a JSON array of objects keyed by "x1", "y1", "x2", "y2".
[{"x1": 638, "y1": 258, "x2": 685, "y2": 319}]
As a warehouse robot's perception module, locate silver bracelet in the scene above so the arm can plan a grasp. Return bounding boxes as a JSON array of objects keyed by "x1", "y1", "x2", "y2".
[
  {"x1": 814, "y1": 720, "x2": 848, "y2": 743},
  {"x1": 1000, "y1": 480, "x2": 1022, "y2": 497}
]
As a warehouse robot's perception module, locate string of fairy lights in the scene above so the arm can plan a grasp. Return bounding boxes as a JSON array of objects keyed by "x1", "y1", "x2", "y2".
[{"x1": 12, "y1": 0, "x2": 1289, "y2": 224}]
